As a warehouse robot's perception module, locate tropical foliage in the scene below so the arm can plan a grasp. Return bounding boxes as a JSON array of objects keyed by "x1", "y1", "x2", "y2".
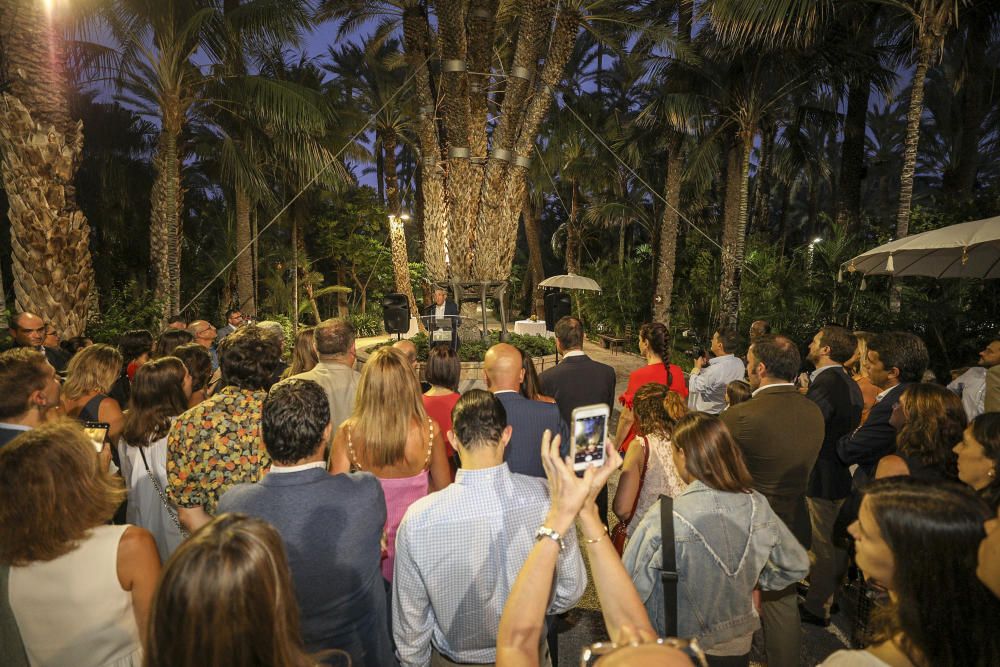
[{"x1": 0, "y1": 0, "x2": 997, "y2": 378}]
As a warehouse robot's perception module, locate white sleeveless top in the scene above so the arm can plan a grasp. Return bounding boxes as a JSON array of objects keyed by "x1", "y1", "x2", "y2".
[
  {"x1": 9, "y1": 524, "x2": 142, "y2": 667},
  {"x1": 629, "y1": 433, "x2": 688, "y2": 536}
]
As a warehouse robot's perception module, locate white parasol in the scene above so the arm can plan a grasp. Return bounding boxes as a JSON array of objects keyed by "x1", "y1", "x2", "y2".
[
  {"x1": 841, "y1": 215, "x2": 1000, "y2": 279},
  {"x1": 537, "y1": 273, "x2": 603, "y2": 292}
]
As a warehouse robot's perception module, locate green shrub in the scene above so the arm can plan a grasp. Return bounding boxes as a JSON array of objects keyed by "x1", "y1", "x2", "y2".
[
  {"x1": 349, "y1": 311, "x2": 384, "y2": 338},
  {"x1": 86, "y1": 282, "x2": 164, "y2": 344}
]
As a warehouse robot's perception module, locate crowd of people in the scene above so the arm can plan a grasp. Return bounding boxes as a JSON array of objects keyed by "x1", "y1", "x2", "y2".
[{"x1": 0, "y1": 308, "x2": 999, "y2": 667}]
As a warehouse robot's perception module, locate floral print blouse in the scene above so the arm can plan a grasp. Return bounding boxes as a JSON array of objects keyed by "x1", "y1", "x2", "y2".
[{"x1": 166, "y1": 386, "x2": 269, "y2": 516}]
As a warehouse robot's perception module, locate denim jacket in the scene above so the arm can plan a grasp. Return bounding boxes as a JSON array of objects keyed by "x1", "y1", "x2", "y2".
[{"x1": 623, "y1": 481, "x2": 808, "y2": 648}]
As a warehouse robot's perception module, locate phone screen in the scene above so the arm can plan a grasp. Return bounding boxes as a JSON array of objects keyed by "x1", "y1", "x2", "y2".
[
  {"x1": 573, "y1": 413, "x2": 607, "y2": 467},
  {"x1": 83, "y1": 424, "x2": 109, "y2": 452}
]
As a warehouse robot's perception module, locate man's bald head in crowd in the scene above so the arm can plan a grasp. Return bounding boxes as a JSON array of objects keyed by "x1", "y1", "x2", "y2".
[
  {"x1": 392, "y1": 339, "x2": 419, "y2": 372},
  {"x1": 484, "y1": 344, "x2": 524, "y2": 392}
]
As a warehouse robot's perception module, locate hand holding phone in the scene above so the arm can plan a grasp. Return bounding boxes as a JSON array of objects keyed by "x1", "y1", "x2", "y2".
[{"x1": 571, "y1": 404, "x2": 610, "y2": 471}]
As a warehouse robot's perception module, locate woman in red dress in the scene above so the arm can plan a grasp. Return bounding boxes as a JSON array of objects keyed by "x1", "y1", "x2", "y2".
[
  {"x1": 422, "y1": 344, "x2": 462, "y2": 476},
  {"x1": 614, "y1": 322, "x2": 688, "y2": 453}
]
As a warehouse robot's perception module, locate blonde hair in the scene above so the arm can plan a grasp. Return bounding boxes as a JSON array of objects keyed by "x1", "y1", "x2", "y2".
[
  {"x1": 62, "y1": 343, "x2": 122, "y2": 400},
  {"x1": 851, "y1": 331, "x2": 873, "y2": 378},
  {"x1": 351, "y1": 346, "x2": 428, "y2": 468},
  {"x1": 0, "y1": 420, "x2": 126, "y2": 565}
]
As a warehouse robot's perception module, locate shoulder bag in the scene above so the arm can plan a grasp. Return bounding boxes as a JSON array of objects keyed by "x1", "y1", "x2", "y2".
[
  {"x1": 660, "y1": 493, "x2": 678, "y2": 637},
  {"x1": 611, "y1": 436, "x2": 650, "y2": 555},
  {"x1": 138, "y1": 446, "x2": 189, "y2": 539}
]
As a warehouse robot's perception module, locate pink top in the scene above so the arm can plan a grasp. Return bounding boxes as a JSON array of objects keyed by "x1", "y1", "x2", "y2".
[
  {"x1": 618, "y1": 363, "x2": 688, "y2": 453},
  {"x1": 347, "y1": 420, "x2": 434, "y2": 582},
  {"x1": 423, "y1": 392, "x2": 461, "y2": 457},
  {"x1": 378, "y1": 471, "x2": 430, "y2": 581}
]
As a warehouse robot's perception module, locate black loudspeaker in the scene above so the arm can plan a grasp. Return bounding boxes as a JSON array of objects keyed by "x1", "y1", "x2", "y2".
[
  {"x1": 382, "y1": 293, "x2": 410, "y2": 334},
  {"x1": 544, "y1": 291, "x2": 571, "y2": 332}
]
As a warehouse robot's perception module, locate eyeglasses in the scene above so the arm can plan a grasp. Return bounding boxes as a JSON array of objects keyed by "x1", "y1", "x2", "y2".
[{"x1": 580, "y1": 636, "x2": 707, "y2": 666}]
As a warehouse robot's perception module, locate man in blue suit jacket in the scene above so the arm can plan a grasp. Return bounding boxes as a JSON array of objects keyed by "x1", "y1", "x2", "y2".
[
  {"x1": 836, "y1": 331, "x2": 928, "y2": 481},
  {"x1": 484, "y1": 343, "x2": 567, "y2": 477}
]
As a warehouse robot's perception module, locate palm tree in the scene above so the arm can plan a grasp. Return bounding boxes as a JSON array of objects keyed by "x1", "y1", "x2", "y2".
[
  {"x1": 894, "y1": 0, "x2": 965, "y2": 241},
  {"x1": 100, "y1": 0, "x2": 221, "y2": 317},
  {"x1": 323, "y1": 0, "x2": 625, "y2": 291},
  {"x1": 0, "y1": 0, "x2": 94, "y2": 336},
  {"x1": 325, "y1": 38, "x2": 421, "y2": 321}
]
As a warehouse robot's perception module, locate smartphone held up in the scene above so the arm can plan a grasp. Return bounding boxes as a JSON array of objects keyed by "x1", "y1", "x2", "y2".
[
  {"x1": 571, "y1": 404, "x2": 609, "y2": 471},
  {"x1": 83, "y1": 421, "x2": 109, "y2": 453}
]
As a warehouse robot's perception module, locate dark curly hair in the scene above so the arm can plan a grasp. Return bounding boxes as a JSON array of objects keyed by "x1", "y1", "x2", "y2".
[
  {"x1": 633, "y1": 383, "x2": 687, "y2": 438},
  {"x1": 218, "y1": 325, "x2": 282, "y2": 391},
  {"x1": 896, "y1": 383, "x2": 965, "y2": 479},
  {"x1": 868, "y1": 331, "x2": 928, "y2": 383},
  {"x1": 262, "y1": 379, "x2": 330, "y2": 464},
  {"x1": 862, "y1": 478, "x2": 999, "y2": 667}
]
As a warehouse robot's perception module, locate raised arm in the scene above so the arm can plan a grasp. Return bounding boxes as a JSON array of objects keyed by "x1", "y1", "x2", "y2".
[
  {"x1": 497, "y1": 431, "x2": 596, "y2": 666},
  {"x1": 577, "y1": 449, "x2": 657, "y2": 644}
]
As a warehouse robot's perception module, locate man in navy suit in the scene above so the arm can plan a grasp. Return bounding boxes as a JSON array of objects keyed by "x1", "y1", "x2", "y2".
[
  {"x1": 836, "y1": 331, "x2": 928, "y2": 481},
  {"x1": 539, "y1": 316, "x2": 617, "y2": 525},
  {"x1": 0, "y1": 348, "x2": 62, "y2": 448},
  {"x1": 424, "y1": 286, "x2": 460, "y2": 350},
  {"x1": 801, "y1": 326, "x2": 864, "y2": 626},
  {"x1": 484, "y1": 343, "x2": 566, "y2": 478}
]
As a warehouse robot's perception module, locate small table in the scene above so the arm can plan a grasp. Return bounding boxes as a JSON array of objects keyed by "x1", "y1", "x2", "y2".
[{"x1": 513, "y1": 320, "x2": 552, "y2": 337}]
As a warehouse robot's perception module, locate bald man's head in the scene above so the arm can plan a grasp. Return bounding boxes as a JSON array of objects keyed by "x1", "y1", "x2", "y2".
[
  {"x1": 392, "y1": 339, "x2": 418, "y2": 371},
  {"x1": 483, "y1": 343, "x2": 524, "y2": 392}
]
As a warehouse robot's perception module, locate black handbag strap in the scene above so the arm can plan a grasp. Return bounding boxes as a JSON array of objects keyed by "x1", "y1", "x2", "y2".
[{"x1": 660, "y1": 493, "x2": 678, "y2": 637}]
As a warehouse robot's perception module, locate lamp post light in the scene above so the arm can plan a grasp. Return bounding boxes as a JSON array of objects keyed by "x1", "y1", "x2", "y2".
[{"x1": 388, "y1": 212, "x2": 422, "y2": 332}]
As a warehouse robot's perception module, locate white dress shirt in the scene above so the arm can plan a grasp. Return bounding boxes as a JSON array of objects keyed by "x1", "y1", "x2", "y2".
[
  {"x1": 947, "y1": 366, "x2": 987, "y2": 420},
  {"x1": 688, "y1": 354, "x2": 746, "y2": 414}
]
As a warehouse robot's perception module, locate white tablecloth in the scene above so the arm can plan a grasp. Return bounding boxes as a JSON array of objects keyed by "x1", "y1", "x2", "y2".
[{"x1": 513, "y1": 320, "x2": 552, "y2": 337}]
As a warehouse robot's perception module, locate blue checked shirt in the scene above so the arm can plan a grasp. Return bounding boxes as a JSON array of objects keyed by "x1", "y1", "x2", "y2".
[
  {"x1": 391, "y1": 463, "x2": 585, "y2": 666},
  {"x1": 688, "y1": 354, "x2": 746, "y2": 414}
]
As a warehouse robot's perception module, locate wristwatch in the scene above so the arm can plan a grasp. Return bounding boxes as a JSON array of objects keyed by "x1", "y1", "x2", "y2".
[{"x1": 535, "y1": 526, "x2": 565, "y2": 551}]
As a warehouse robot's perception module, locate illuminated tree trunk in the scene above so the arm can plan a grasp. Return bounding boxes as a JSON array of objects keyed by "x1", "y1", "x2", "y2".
[{"x1": 0, "y1": 2, "x2": 93, "y2": 336}]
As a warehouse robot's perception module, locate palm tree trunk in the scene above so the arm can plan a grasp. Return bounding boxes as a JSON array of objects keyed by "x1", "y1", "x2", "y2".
[
  {"x1": 750, "y1": 121, "x2": 775, "y2": 235},
  {"x1": 896, "y1": 37, "x2": 933, "y2": 241},
  {"x1": 0, "y1": 1, "x2": 93, "y2": 336},
  {"x1": 384, "y1": 129, "x2": 420, "y2": 326},
  {"x1": 291, "y1": 213, "x2": 300, "y2": 333},
  {"x1": 653, "y1": 140, "x2": 683, "y2": 324},
  {"x1": 719, "y1": 136, "x2": 752, "y2": 329},
  {"x1": 235, "y1": 188, "x2": 255, "y2": 316},
  {"x1": 522, "y1": 188, "x2": 546, "y2": 317},
  {"x1": 834, "y1": 72, "x2": 871, "y2": 231},
  {"x1": 150, "y1": 127, "x2": 183, "y2": 317},
  {"x1": 566, "y1": 179, "x2": 581, "y2": 274},
  {"x1": 402, "y1": 6, "x2": 448, "y2": 282}
]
